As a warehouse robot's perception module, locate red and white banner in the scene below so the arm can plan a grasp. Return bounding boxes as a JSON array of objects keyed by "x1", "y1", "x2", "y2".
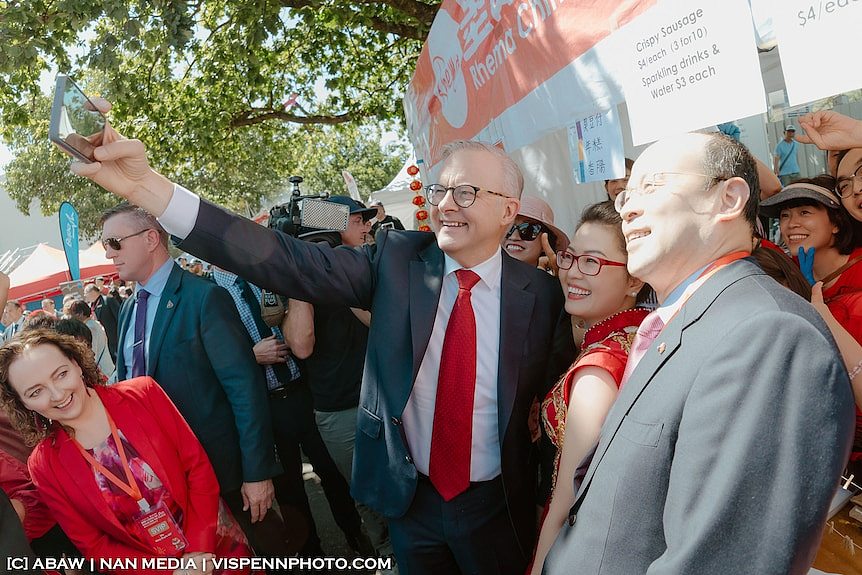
[{"x1": 405, "y1": 0, "x2": 657, "y2": 170}]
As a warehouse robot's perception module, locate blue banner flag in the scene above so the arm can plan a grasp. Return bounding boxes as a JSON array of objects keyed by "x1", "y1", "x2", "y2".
[{"x1": 59, "y1": 201, "x2": 81, "y2": 280}]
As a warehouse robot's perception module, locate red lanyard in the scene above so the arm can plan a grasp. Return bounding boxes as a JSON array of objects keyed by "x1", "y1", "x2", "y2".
[
  {"x1": 698, "y1": 251, "x2": 750, "y2": 280},
  {"x1": 74, "y1": 410, "x2": 149, "y2": 512},
  {"x1": 662, "y1": 251, "x2": 750, "y2": 327}
]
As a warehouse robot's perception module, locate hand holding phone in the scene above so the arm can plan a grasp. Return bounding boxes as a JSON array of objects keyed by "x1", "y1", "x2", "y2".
[
  {"x1": 53, "y1": 85, "x2": 175, "y2": 216},
  {"x1": 49, "y1": 74, "x2": 106, "y2": 163}
]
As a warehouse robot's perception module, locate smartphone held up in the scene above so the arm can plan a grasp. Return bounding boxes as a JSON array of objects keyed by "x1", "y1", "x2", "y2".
[{"x1": 49, "y1": 74, "x2": 106, "y2": 163}]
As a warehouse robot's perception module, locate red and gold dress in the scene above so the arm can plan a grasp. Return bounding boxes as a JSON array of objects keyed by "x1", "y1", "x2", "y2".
[{"x1": 541, "y1": 307, "x2": 650, "y2": 492}]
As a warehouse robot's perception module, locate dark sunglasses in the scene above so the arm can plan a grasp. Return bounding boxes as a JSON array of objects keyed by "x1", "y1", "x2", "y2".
[
  {"x1": 101, "y1": 228, "x2": 152, "y2": 251},
  {"x1": 506, "y1": 222, "x2": 547, "y2": 242}
]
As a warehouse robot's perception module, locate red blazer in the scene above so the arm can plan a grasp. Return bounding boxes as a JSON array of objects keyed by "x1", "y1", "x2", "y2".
[{"x1": 28, "y1": 377, "x2": 221, "y2": 574}]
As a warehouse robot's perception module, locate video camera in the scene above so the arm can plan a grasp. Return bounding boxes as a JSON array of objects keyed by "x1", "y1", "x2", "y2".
[{"x1": 268, "y1": 176, "x2": 349, "y2": 247}]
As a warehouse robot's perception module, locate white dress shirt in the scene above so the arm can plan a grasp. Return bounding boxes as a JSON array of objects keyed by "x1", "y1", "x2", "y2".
[
  {"x1": 159, "y1": 184, "x2": 504, "y2": 480},
  {"x1": 403, "y1": 252, "x2": 503, "y2": 481}
]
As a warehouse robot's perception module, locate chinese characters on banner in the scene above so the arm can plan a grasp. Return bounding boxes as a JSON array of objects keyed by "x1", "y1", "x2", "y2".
[
  {"x1": 405, "y1": 0, "x2": 656, "y2": 169},
  {"x1": 567, "y1": 109, "x2": 625, "y2": 184}
]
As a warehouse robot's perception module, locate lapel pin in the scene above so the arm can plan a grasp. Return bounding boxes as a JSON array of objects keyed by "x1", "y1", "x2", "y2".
[
  {"x1": 166, "y1": 300, "x2": 174, "y2": 309},
  {"x1": 657, "y1": 342, "x2": 666, "y2": 354}
]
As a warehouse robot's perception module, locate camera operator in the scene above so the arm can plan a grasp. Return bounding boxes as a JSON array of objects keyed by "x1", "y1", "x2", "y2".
[
  {"x1": 284, "y1": 196, "x2": 394, "y2": 564},
  {"x1": 369, "y1": 200, "x2": 405, "y2": 236}
]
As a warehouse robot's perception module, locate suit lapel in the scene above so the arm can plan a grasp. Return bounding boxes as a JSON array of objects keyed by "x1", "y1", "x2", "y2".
[
  {"x1": 497, "y1": 256, "x2": 534, "y2": 440},
  {"x1": 409, "y1": 244, "x2": 445, "y2": 388},
  {"x1": 575, "y1": 259, "x2": 762, "y2": 501},
  {"x1": 145, "y1": 265, "x2": 183, "y2": 376}
]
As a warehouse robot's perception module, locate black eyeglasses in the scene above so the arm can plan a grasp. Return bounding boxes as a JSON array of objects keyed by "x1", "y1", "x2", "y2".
[
  {"x1": 424, "y1": 184, "x2": 510, "y2": 208},
  {"x1": 101, "y1": 229, "x2": 152, "y2": 251},
  {"x1": 555, "y1": 251, "x2": 627, "y2": 275},
  {"x1": 506, "y1": 222, "x2": 547, "y2": 242},
  {"x1": 836, "y1": 165, "x2": 862, "y2": 199}
]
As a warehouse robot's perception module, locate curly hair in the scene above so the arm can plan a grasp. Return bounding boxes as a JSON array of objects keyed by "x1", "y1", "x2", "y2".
[{"x1": 0, "y1": 329, "x2": 105, "y2": 446}]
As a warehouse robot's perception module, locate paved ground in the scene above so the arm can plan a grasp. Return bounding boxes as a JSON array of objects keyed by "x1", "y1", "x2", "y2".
[{"x1": 301, "y1": 463, "x2": 387, "y2": 574}]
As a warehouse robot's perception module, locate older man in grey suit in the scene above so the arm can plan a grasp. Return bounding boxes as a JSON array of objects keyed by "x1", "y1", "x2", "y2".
[{"x1": 542, "y1": 133, "x2": 854, "y2": 574}]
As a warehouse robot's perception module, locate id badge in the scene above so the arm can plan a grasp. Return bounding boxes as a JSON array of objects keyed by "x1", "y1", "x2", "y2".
[{"x1": 134, "y1": 499, "x2": 188, "y2": 556}]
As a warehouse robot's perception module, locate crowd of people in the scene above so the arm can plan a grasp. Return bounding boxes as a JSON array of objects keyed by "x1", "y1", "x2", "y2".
[{"x1": 2, "y1": 101, "x2": 862, "y2": 575}]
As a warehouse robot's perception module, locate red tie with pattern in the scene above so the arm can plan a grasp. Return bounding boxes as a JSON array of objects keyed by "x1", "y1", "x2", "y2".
[{"x1": 429, "y1": 269, "x2": 481, "y2": 501}]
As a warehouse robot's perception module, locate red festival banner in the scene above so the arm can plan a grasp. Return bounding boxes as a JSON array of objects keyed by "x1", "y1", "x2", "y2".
[{"x1": 405, "y1": 0, "x2": 656, "y2": 169}]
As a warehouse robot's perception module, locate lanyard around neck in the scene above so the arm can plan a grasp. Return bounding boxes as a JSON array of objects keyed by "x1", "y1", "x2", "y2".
[
  {"x1": 662, "y1": 251, "x2": 750, "y2": 328},
  {"x1": 74, "y1": 409, "x2": 149, "y2": 512}
]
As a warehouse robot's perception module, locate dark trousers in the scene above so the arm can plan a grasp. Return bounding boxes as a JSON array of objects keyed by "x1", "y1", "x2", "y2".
[
  {"x1": 388, "y1": 475, "x2": 526, "y2": 575},
  {"x1": 269, "y1": 382, "x2": 364, "y2": 554}
]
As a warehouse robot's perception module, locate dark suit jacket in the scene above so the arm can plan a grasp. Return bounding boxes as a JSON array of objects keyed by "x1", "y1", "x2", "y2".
[
  {"x1": 93, "y1": 294, "x2": 121, "y2": 359},
  {"x1": 116, "y1": 263, "x2": 279, "y2": 492},
  {"x1": 544, "y1": 259, "x2": 855, "y2": 574},
  {"x1": 0, "y1": 489, "x2": 38, "y2": 573},
  {"x1": 28, "y1": 378, "x2": 222, "y2": 570},
  {"x1": 179, "y1": 199, "x2": 567, "y2": 558}
]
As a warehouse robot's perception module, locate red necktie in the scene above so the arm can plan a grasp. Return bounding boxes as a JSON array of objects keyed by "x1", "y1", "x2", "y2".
[
  {"x1": 620, "y1": 310, "x2": 665, "y2": 388},
  {"x1": 429, "y1": 269, "x2": 481, "y2": 501}
]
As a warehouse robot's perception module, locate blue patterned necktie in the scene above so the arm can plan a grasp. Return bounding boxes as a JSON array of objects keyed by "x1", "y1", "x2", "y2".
[{"x1": 131, "y1": 290, "x2": 150, "y2": 377}]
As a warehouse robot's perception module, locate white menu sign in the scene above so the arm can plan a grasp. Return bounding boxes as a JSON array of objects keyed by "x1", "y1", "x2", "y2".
[{"x1": 612, "y1": 0, "x2": 766, "y2": 145}]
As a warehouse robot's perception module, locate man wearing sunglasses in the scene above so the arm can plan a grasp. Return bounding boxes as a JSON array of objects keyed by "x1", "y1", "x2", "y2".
[
  {"x1": 100, "y1": 203, "x2": 291, "y2": 558},
  {"x1": 502, "y1": 197, "x2": 568, "y2": 268},
  {"x1": 542, "y1": 132, "x2": 853, "y2": 575},
  {"x1": 71, "y1": 109, "x2": 569, "y2": 574}
]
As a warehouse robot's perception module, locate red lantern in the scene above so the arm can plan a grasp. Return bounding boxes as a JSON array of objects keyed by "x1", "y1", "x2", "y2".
[
  {"x1": 409, "y1": 180, "x2": 422, "y2": 191},
  {"x1": 411, "y1": 196, "x2": 426, "y2": 207},
  {"x1": 418, "y1": 225, "x2": 431, "y2": 232},
  {"x1": 407, "y1": 165, "x2": 419, "y2": 176},
  {"x1": 415, "y1": 210, "x2": 428, "y2": 221}
]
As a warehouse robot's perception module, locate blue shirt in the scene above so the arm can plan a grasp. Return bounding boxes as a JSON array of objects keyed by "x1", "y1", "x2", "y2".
[
  {"x1": 122, "y1": 258, "x2": 175, "y2": 375},
  {"x1": 775, "y1": 139, "x2": 799, "y2": 175}
]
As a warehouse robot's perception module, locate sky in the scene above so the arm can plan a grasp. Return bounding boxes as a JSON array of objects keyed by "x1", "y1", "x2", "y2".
[{"x1": 0, "y1": 144, "x2": 11, "y2": 169}]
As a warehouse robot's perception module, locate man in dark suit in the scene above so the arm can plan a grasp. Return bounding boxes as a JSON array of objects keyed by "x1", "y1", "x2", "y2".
[
  {"x1": 83, "y1": 282, "x2": 120, "y2": 361},
  {"x1": 541, "y1": 133, "x2": 855, "y2": 574},
  {"x1": 74, "y1": 131, "x2": 568, "y2": 574},
  {"x1": 100, "y1": 203, "x2": 285, "y2": 554},
  {"x1": 0, "y1": 488, "x2": 40, "y2": 574},
  {"x1": 1, "y1": 300, "x2": 25, "y2": 342}
]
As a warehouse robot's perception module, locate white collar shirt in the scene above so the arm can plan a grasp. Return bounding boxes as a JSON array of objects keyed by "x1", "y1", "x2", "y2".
[{"x1": 403, "y1": 249, "x2": 503, "y2": 481}]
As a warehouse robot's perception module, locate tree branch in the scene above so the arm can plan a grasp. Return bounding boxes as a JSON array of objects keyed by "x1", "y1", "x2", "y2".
[
  {"x1": 365, "y1": 17, "x2": 426, "y2": 41},
  {"x1": 230, "y1": 108, "x2": 355, "y2": 127},
  {"x1": 277, "y1": 0, "x2": 435, "y2": 40},
  {"x1": 354, "y1": 0, "x2": 439, "y2": 27}
]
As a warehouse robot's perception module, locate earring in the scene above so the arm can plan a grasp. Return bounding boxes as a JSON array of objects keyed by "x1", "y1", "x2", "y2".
[{"x1": 630, "y1": 292, "x2": 638, "y2": 297}]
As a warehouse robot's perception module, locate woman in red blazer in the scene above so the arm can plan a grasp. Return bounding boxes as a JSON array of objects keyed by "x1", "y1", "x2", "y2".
[{"x1": 0, "y1": 329, "x2": 257, "y2": 575}]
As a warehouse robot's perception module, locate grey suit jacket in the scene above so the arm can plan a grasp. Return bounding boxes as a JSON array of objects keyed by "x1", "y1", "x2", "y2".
[
  {"x1": 179, "y1": 199, "x2": 568, "y2": 558},
  {"x1": 544, "y1": 259, "x2": 855, "y2": 574}
]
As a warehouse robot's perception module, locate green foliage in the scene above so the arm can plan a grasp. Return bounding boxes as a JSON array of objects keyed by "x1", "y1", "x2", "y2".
[
  {"x1": 3, "y1": 89, "x2": 407, "y2": 236},
  {"x1": 0, "y1": 0, "x2": 425, "y2": 235}
]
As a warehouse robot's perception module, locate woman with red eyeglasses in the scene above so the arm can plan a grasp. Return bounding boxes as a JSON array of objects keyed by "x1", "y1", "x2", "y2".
[{"x1": 529, "y1": 201, "x2": 650, "y2": 575}]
